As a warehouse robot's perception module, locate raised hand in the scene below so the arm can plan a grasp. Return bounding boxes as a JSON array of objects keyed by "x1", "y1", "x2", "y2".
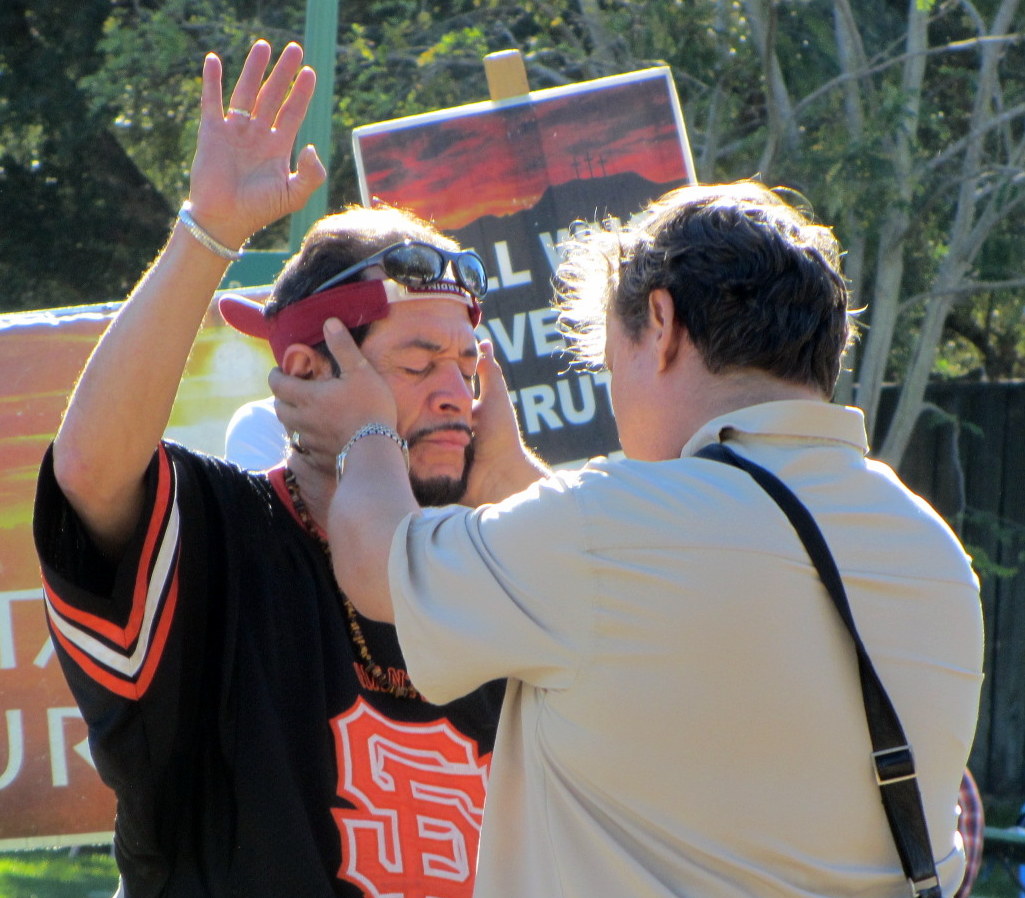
[
  {"x1": 51, "y1": 40, "x2": 326, "y2": 558},
  {"x1": 185, "y1": 41, "x2": 326, "y2": 253}
]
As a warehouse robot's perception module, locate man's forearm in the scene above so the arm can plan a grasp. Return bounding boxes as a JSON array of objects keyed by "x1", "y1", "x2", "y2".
[
  {"x1": 53, "y1": 223, "x2": 232, "y2": 556},
  {"x1": 51, "y1": 41, "x2": 323, "y2": 559},
  {"x1": 329, "y1": 436, "x2": 418, "y2": 624}
]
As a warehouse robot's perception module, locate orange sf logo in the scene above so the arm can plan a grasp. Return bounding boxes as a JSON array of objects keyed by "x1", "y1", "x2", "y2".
[{"x1": 331, "y1": 697, "x2": 491, "y2": 897}]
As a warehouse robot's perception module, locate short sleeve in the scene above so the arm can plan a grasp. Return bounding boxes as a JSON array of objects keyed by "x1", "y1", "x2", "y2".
[
  {"x1": 388, "y1": 473, "x2": 595, "y2": 705},
  {"x1": 35, "y1": 442, "x2": 184, "y2": 704}
]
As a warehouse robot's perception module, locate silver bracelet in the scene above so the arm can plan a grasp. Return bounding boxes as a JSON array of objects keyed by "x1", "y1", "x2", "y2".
[
  {"x1": 336, "y1": 423, "x2": 409, "y2": 481},
  {"x1": 177, "y1": 202, "x2": 245, "y2": 262}
]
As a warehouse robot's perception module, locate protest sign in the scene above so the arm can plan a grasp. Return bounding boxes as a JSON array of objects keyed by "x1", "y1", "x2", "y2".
[{"x1": 353, "y1": 65, "x2": 695, "y2": 463}]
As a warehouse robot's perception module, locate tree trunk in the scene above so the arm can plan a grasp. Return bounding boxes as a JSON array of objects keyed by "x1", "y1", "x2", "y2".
[
  {"x1": 878, "y1": 0, "x2": 1023, "y2": 464},
  {"x1": 743, "y1": 0, "x2": 798, "y2": 176},
  {"x1": 831, "y1": 0, "x2": 868, "y2": 408},
  {"x1": 853, "y1": 0, "x2": 929, "y2": 446}
]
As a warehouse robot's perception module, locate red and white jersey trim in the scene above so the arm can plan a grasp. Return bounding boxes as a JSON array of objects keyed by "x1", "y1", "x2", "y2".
[{"x1": 42, "y1": 445, "x2": 182, "y2": 700}]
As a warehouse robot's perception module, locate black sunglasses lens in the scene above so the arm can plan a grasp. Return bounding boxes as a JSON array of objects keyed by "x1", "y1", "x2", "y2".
[
  {"x1": 379, "y1": 243, "x2": 487, "y2": 298},
  {"x1": 456, "y1": 255, "x2": 487, "y2": 298},
  {"x1": 383, "y1": 244, "x2": 444, "y2": 287}
]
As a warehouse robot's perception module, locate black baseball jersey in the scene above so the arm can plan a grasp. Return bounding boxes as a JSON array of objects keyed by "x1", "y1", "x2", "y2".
[{"x1": 34, "y1": 442, "x2": 504, "y2": 898}]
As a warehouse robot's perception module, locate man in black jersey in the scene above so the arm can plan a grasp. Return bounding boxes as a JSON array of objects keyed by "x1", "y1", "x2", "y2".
[{"x1": 34, "y1": 41, "x2": 540, "y2": 898}]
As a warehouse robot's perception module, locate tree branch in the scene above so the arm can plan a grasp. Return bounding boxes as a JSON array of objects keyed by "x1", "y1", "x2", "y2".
[
  {"x1": 792, "y1": 33, "x2": 1022, "y2": 121},
  {"x1": 899, "y1": 277, "x2": 1025, "y2": 314}
]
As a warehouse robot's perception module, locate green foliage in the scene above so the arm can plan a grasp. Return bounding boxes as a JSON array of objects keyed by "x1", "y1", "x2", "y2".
[
  {"x1": 967, "y1": 541, "x2": 1021, "y2": 580},
  {"x1": 0, "y1": 0, "x2": 173, "y2": 309},
  {"x1": 964, "y1": 507, "x2": 1025, "y2": 581},
  {"x1": 83, "y1": 2, "x2": 203, "y2": 201},
  {"x1": 0, "y1": 848, "x2": 118, "y2": 898},
  {"x1": 82, "y1": 0, "x2": 298, "y2": 219},
  {"x1": 0, "y1": 0, "x2": 1023, "y2": 393}
]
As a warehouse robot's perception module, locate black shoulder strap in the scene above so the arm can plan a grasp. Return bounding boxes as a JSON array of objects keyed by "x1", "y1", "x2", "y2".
[{"x1": 696, "y1": 442, "x2": 943, "y2": 898}]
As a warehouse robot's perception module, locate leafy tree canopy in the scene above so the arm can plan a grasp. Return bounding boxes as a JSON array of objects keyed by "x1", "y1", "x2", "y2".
[{"x1": 2, "y1": 0, "x2": 1024, "y2": 460}]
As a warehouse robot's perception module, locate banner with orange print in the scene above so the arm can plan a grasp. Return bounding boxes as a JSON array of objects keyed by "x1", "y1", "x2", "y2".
[{"x1": 0, "y1": 297, "x2": 273, "y2": 848}]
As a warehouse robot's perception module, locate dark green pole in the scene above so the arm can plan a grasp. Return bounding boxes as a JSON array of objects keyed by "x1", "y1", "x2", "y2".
[{"x1": 289, "y1": 0, "x2": 340, "y2": 250}]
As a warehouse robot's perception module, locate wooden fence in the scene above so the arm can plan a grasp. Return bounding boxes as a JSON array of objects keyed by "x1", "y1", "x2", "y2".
[{"x1": 878, "y1": 382, "x2": 1025, "y2": 805}]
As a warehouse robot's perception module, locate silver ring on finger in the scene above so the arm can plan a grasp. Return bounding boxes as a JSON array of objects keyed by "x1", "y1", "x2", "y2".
[
  {"x1": 227, "y1": 106, "x2": 252, "y2": 119},
  {"x1": 289, "y1": 431, "x2": 309, "y2": 455}
]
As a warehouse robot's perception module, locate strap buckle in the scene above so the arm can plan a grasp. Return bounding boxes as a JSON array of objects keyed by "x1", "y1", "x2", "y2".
[
  {"x1": 908, "y1": 873, "x2": 941, "y2": 898},
  {"x1": 873, "y1": 745, "x2": 916, "y2": 786}
]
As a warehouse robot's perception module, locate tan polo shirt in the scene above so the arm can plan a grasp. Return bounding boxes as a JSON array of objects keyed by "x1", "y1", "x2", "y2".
[{"x1": 390, "y1": 400, "x2": 983, "y2": 898}]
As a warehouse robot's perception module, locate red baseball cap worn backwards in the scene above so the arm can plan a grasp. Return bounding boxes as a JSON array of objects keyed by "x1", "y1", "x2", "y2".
[{"x1": 219, "y1": 279, "x2": 482, "y2": 366}]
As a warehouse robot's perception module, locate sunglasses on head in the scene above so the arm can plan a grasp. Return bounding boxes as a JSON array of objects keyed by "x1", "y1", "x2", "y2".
[{"x1": 313, "y1": 240, "x2": 489, "y2": 299}]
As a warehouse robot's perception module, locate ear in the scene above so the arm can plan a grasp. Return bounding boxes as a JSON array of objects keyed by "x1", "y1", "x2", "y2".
[
  {"x1": 281, "y1": 343, "x2": 334, "y2": 380},
  {"x1": 647, "y1": 288, "x2": 683, "y2": 373}
]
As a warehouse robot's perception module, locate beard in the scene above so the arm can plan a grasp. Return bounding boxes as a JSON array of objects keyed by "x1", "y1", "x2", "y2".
[{"x1": 407, "y1": 428, "x2": 475, "y2": 507}]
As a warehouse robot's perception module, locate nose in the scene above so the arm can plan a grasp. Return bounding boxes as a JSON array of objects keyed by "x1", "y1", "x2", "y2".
[{"x1": 429, "y1": 361, "x2": 474, "y2": 416}]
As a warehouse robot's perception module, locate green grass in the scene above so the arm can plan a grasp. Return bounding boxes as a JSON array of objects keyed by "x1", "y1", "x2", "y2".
[
  {"x1": 0, "y1": 847, "x2": 1022, "y2": 897},
  {"x1": 0, "y1": 848, "x2": 118, "y2": 898},
  {"x1": 977, "y1": 854, "x2": 1025, "y2": 898}
]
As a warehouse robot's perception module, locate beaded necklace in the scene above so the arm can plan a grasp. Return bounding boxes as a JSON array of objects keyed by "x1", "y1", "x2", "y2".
[{"x1": 283, "y1": 468, "x2": 421, "y2": 700}]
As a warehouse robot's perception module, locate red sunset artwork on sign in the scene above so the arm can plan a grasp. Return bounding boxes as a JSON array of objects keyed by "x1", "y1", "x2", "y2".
[{"x1": 355, "y1": 70, "x2": 693, "y2": 229}]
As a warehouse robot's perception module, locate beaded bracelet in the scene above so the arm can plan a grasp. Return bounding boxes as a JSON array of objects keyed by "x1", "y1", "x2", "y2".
[
  {"x1": 177, "y1": 202, "x2": 245, "y2": 262},
  {"x1": 336, "y1": 423, "x2": 409, "y2": 481}
]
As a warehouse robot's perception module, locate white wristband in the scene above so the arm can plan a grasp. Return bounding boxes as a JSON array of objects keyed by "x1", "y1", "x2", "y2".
[
  {"x1": 336, "y1": 423, "x2": 409, "y2": 481},
  {"x1": 177, "y1": 202, "x2": 245, "y2": 262}
]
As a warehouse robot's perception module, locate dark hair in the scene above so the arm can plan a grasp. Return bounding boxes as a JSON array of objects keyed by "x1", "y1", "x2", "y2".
[
  {"x1": 265, "y1": 203, "x2": 458, "y2": 357},
  {"x1": 558, "y1": 181, "x2": 854, "y2": 396}
]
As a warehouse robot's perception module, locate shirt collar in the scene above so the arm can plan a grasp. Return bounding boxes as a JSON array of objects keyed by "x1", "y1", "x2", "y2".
[{"x1": 680, "y1": 400, "x2": 870, "y2": 458}]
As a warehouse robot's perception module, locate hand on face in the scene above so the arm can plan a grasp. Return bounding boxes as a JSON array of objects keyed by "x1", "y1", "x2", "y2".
[
  {"x1": 462, "y1": 340, "x2": 545, "y2": 506},
  {"x1": 269, "y1": 318, "x2": 398, "y2": 481},
  {"x1": 186, "y1": 41, "x2": 326, "y2": 251}
]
